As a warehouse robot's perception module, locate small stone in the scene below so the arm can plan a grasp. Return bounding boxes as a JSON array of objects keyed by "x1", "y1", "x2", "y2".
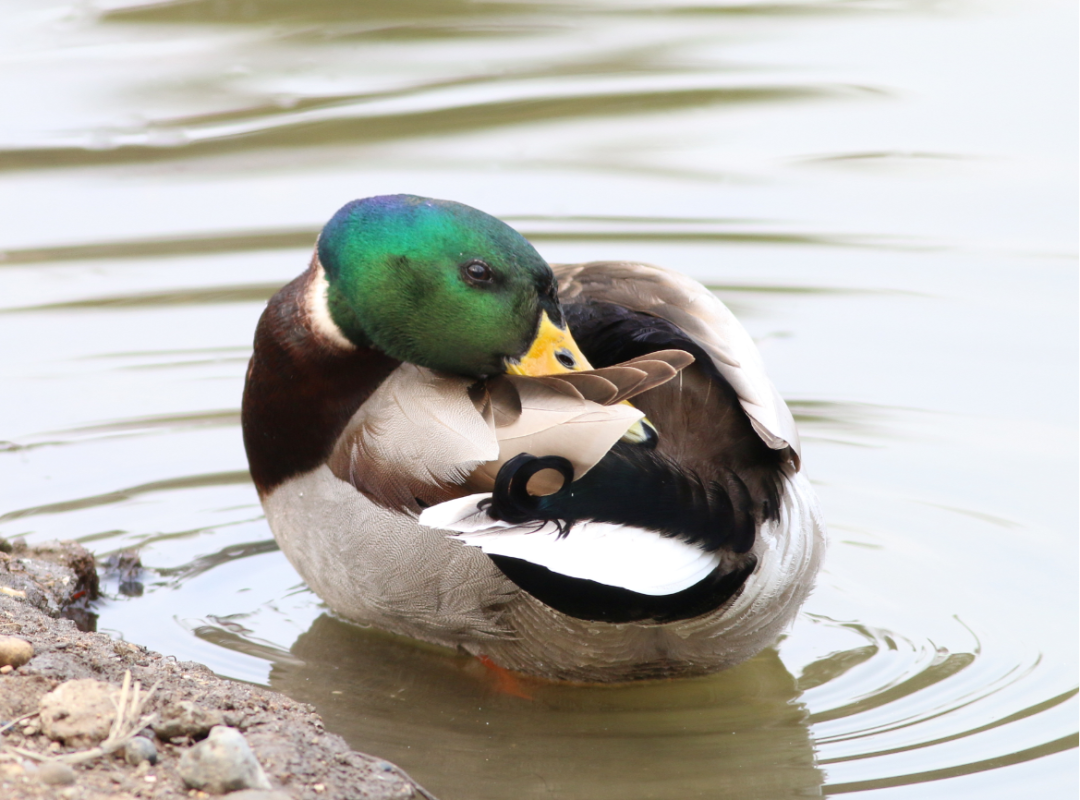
[
  {"x1": 124, "y1": 736, "x2": 159, "y2": 766},
  {"x1": 0, "y1": 634, "x2": 33, "y2": 668},
  {"x1": 0, "y1": 664, "x2": 12, "y2": 674},
  {"x1": 38, "y1": 761, "x2": 76, "y2": 786},
  {"x1": 39, "y1": 679, "x2": 120, "y2": 747},
  {"x1": 178, "y1": 726, "x2": 271, "y2": 794},
  {"x1": 225, "y1": 792, "x2": 293, "y2": 800},
  {"x1": 153, "y1": 701, "x2": 224, "y2": 741}
]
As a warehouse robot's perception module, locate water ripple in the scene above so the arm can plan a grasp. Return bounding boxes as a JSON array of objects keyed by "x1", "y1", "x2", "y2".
[
  {"x1": 0, "y1": 219, "x2": 935, "y2": 270},
  {"x1": 0, "y1": 82, "x2": 856, "y2": 171},
  {"x1": 0, "y1": 470, "x2": 251, "y2": 523}
]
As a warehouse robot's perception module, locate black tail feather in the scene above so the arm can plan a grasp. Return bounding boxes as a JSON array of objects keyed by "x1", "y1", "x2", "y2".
[{"x1": 487, "y1": 445, "x2": 757, "y2": 554}]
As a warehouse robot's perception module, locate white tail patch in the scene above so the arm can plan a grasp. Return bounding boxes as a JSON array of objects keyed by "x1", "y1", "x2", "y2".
[{"x1": 419, "y1": 494, "x2": 721, "y2": 596}]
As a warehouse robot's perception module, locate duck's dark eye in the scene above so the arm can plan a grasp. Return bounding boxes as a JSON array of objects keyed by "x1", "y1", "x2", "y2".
[
  {"x1": 556, "y1": 348, "x2": 576, "y2": 369},
  {"x1": 462, "y1": 260, "x2": 494, "y2": 284}
]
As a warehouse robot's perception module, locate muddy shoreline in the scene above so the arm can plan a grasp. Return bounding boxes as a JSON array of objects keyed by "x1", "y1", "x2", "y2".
[{"x1": 0, "y1": 538, "x2": 436, "y2": 800}]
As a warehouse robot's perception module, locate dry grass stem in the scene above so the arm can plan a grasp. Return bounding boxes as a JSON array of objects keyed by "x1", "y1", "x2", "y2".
[{"x1": 0, "y1": 711, "x2": 37, "y2": 737}]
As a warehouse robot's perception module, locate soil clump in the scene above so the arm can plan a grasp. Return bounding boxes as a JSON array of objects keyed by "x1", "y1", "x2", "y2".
[{"x1": 1, "y1": 538, "x2": 435, "y2": 800}]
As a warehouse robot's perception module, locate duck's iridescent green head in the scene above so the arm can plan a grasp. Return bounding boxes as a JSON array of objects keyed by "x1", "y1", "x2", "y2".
[{"x1": 317, "y1": 194, "x2": 583, "y2": 378}]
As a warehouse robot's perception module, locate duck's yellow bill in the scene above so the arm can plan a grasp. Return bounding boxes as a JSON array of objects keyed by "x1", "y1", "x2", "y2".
[
  {"x1": 506, "y1": 311, "x2": 660, "y2": 445},
  {"x1": 506, "y1": 312, "x2": 593, "y2": 376}
]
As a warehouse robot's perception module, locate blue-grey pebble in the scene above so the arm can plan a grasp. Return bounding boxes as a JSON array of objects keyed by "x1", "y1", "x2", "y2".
[{"x1": 125, "y1": 735, "x2": 158, "y2": 765}]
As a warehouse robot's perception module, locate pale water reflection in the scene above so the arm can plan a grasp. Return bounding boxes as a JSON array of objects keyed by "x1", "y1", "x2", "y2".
[
  {"x1": 1, "y1": 0, "x2": 1076, "y2": 798},
  {"x1": 269, "y1": 617, "x2": 823, "y2": 800}
]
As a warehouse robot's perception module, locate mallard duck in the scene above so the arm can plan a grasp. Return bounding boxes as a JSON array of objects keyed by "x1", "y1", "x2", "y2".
[{"x1": 241, "y1": 194, "x2": 826, "y2": 682}]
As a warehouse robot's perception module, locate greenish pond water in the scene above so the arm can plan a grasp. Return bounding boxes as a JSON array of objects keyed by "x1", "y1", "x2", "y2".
[{"x1": 1, "y1": 1, "x2": 1076, "y2": 798}]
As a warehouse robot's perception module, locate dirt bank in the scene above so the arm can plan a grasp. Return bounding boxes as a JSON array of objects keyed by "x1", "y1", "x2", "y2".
[{"x1": 0, "y1": 538, "x2": 436, "y2": 800}]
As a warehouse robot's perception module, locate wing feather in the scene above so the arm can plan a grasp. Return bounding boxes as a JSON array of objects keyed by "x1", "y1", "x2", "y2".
[
  {"x1": 420, "y1": 494, "x2": 724, "y2": 596},
  {"x1": 328, "y1": 364, "x2": 499, "y2": 511},
  {"x1": 330, "y1": 352, "x2": 694, "y2": 511},
  {"x1": 473, "y1": 349, "x2": 695, "y2": 491},
  {"x1": 554, "y1": 261, "x2": 801, "y2": 463}
]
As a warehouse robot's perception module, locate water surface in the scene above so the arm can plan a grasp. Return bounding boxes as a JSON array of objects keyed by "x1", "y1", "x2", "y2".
[{"x1": 1, "y1": 1, "x2": 1076, "y2": 798}]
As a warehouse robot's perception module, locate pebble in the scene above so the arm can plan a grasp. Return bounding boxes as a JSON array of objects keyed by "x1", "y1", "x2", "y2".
[
  {"x1": 178, "y1": 725, "x2": 272, "y2": 794},
  {"x1": 38, "y1": 679, "x2": 120, "y2": 747},
  {"x1": 226, "y1": 792, "x2": 294, "y2": 800},
  {"x1": 0, "y1": 634, "x2": 33, "y2": 668},
  {"x1": 124, "y1": 735, "x2": 159, "y2": 766},
  {"x1": 38, "y1": 761, "x2": 76, "y2": 786},
  {"x1": 153, "y1": 700, "x2": 224, "y2": 741}
]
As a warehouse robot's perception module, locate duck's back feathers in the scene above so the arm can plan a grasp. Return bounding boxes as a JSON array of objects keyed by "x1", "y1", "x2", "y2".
[
  {"x1": 557, "y1": 295, "x2": 789, "y2": 533},
  {"x1": 555, "y1": 261, "x2": 801, "y2": 466}
]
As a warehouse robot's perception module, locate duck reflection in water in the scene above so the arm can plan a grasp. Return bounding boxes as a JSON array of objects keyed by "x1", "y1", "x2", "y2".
[{"x1": 257, "y1": 613, "x2": 825, "y2": 800}]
